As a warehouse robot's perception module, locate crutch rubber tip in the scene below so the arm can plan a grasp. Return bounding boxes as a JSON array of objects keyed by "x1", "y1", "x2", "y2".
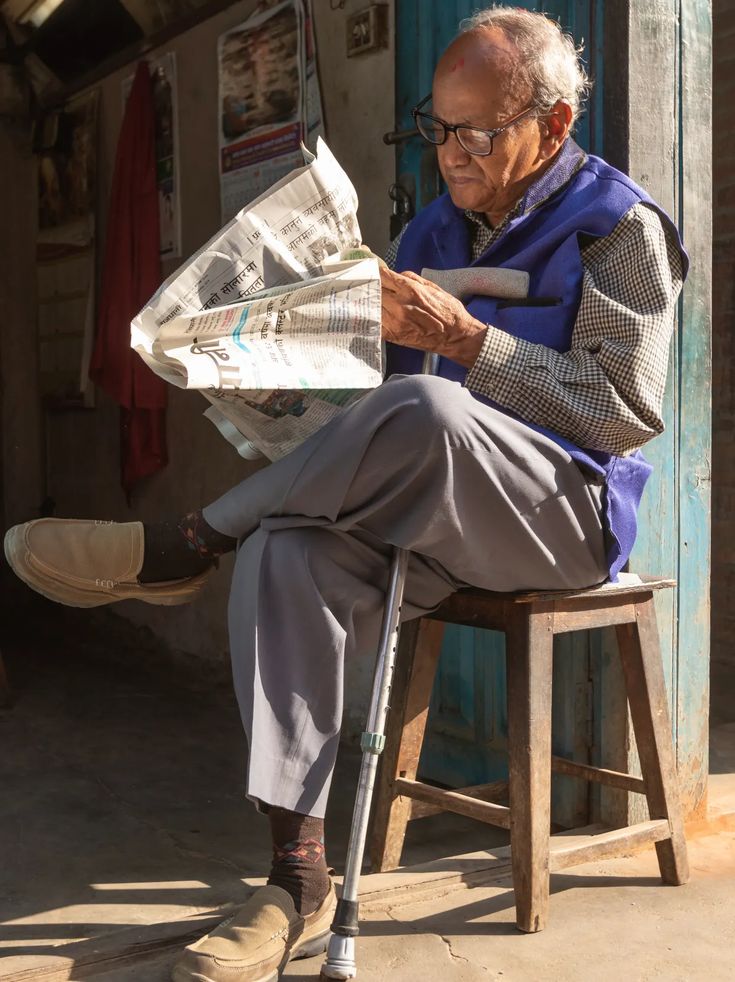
[{"x1": 320, "y1": 933, "x2": 357, "y2": 979}]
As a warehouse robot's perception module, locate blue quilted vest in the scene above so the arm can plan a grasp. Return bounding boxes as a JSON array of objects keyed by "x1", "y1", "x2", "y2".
[{"x1": 389, "y1": 141, "x2": 688, "y2": 580}]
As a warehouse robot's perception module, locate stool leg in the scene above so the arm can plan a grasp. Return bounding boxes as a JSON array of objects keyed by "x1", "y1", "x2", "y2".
[
  {"x1": 369, "y1": 617, "x2": 445, "y2": 872},
  {"x1": 615, "y1": 597, "x2": 689, "y2": 885},
  {"x1": 506, "y1": 602, "x2": 554, "y2": 933}
]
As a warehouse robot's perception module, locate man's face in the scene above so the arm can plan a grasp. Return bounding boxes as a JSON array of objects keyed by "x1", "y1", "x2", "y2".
[{"x1": 432, "y1": 30, "x2": 548, "y2": 221}]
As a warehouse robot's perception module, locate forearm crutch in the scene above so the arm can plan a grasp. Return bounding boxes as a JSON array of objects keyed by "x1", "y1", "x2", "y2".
[
  {"x1": 321, "y1": 267, "x2": 529, "y2": 980},
  {"x1": 320, "y1": 541, "x2": 410, "y2": 980}
]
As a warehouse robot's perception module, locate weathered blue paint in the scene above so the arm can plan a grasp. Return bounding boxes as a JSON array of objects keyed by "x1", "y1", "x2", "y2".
[
  {"x1": 587, "y1": 1, "x2": 683, "y2": 826},
  {"x1": 593, "y1": 0, "x2": 710, "y2": 822},
  {"x1": 674, "y1": 0, "x2": 711, "y2": 815},
  {"x1": 395, "y1": 0, "x2": 606, "y2": 827},
  {"x1": 395, "y1": 0, "x2": 711, "y2": 822}
]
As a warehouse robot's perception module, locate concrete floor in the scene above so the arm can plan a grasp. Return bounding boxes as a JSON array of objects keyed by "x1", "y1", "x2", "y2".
[
  {"x1": 88, "y1": 833, "x2": 735, "y2": 982},
  {"x1": 1, "y1": 594, "x2": 734, "y2": 981}
]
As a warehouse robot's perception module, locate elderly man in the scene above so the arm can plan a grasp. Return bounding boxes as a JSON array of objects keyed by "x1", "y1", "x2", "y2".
[{"x1": 6, "y1": 7, "x2": 686, "y2": 981}]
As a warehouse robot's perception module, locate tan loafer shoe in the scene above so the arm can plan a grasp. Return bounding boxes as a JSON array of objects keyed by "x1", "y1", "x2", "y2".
[
  {"x1": 4, "y1": 518, "x2": 211, "y2": 608},
  {"x1": 171, "y1": 883, "x2": 336, "y2": 982}
]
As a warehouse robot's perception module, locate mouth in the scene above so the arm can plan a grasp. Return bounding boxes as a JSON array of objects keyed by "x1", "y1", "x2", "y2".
[{"x1": 446, "y1": 175, "x2": 477, "y2": 186}]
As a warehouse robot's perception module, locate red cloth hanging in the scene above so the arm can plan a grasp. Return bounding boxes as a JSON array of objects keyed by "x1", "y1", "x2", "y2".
[{"x1": 89, "y1": 61, "x2": 167, "y2": 495}]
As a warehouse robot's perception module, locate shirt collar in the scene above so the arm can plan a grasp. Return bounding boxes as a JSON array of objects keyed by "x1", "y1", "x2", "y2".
[{"x1": 464, "y1": 137, "x2": 587, "y2": 231}]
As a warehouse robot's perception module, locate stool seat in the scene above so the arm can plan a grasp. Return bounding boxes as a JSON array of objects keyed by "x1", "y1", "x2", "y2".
[{"x1": 370, "y1": 573, "x2": 689, "y2": 933}]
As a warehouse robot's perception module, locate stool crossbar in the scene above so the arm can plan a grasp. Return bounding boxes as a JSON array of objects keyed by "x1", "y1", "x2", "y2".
[{"x1": 370, "y1": 574, "x2": 689, "y2": 933}]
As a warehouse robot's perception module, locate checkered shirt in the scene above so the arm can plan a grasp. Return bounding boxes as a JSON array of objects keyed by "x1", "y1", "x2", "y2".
[{"x1": 384, "y1": 188, "x2": 683, "y2": 457}]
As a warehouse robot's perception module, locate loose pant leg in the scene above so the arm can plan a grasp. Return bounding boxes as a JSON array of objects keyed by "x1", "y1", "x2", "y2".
[
  {"x1": 231, "y1": 525, "x2": 457, "y2": 818},
  {"x1": 205, "y1": 375, "x2": 608, "y2": 592},
  {"x1": 207, "y1": 375, "x2": 610, "y2": 816}
]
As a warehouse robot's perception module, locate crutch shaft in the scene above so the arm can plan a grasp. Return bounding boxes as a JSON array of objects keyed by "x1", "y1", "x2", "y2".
[
  {"x1": 323, "y1": 547, "x2": 408, "y2": 969},
  {"x1": 339, "y1": 546, "x2": 408, "y2": 904}
]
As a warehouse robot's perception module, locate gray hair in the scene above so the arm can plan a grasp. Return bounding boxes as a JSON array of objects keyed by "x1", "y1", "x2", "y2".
[{"x1": 458, "y1": 6, "x2": 591, "y2": 124}]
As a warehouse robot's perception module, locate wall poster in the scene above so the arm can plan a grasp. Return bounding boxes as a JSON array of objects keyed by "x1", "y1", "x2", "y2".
[{"x1": 217, "y1": 0, "x2": 325, "y2": 222}]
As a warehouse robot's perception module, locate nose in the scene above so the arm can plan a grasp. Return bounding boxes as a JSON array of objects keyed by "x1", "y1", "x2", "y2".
[{"x1": 438, "y1": 129, "x2": 472, "y2": 167}]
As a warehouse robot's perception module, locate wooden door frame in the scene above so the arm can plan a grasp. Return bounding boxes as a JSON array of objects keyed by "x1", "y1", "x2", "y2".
[{"x1": 597, "y1": 0, "x2": 712, "y2": 823}]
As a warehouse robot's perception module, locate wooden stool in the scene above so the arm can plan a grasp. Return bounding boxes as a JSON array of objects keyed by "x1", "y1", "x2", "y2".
[{"x1": 370, "y1": 574, "x2": 689, "y2": 933}]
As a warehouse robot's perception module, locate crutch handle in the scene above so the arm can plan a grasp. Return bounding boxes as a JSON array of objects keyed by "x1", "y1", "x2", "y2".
[{"x1": 421, "y1": 265, "x2": 529, "y2": 300}]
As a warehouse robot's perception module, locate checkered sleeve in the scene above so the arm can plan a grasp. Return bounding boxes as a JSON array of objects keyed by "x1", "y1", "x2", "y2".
[
  {"x1": 383, "y1": 224, "x2": 408, "y2": 270},
  {"x1": 464, "y1": 203, "x2": 684, "y2": 456}
]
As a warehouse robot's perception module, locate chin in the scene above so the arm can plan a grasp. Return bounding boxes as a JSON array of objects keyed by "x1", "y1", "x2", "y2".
[{"x1": 448, "y1": 189, "x2": 489, "y2": 214}]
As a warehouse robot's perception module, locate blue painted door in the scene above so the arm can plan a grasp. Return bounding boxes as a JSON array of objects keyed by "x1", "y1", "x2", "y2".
[{"x1": 394, "y1": 0, "x2": 605, "y2": 826}]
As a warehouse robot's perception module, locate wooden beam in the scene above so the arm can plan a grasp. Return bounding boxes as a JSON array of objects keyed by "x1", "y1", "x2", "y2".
[
  {"x1": 507, "y1": 576, "x2": 675, "y2": 604},
  {"x1": 551, "y1": 755, "x2": 646, "y2": 793},
  {"x1": 552, "y1": 600, "x2": 638, "y2": 634},
  {"x1": 39, "y1": 0, "x2": 252, "y2": 109},
  {"x1": 548, "y1": 819, "x2": 671, "y2": 871},
  {"x1": 408, "y1": 779, "x2": 509, "y2": 820},
  {"x1": 394, "y1": 777, "x2": 512, "y2": 829},
  {"x1": 370, "y1": 618, "x2": 446, "y2": 872}
]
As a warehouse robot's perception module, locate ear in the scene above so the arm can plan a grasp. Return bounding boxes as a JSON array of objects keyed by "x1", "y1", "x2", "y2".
[{"x1": 540, "y1": 100, "x2": 573, "y2": 157}]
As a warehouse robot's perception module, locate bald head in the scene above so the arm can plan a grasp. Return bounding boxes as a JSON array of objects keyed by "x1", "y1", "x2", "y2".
[
  {"x1": 453, "y1": 6, "x2": 591, "y2": 124},
  {"x1": 427, "y1": 20, "x2": 574, "y2": 226},
  {"x1": 434, "y1": 27, "x2": 531, "y2": 116}
]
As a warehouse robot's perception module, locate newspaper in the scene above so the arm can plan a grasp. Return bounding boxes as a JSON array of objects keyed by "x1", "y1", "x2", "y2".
[{"x1": 131, "y1": 139, "x2": 382, "y2": 461}]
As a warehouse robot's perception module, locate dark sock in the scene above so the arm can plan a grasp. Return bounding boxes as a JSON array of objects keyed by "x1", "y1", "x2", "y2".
[
  {"x1": 138, "y1": 510, "x2": 237, "y2": 583},
  {"x1": 265, "y1": 806, "x2": 330, "y2": 916}
]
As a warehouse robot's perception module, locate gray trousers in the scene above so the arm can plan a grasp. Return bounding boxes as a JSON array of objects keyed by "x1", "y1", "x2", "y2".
[{"x1": 204, "y1": 375, "x2": 608, "y2": 818}]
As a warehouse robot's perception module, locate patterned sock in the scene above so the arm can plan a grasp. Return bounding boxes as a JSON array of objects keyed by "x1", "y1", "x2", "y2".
[
  {"x1": 138, "y1": 510, "x2": 237, "y2": 583},
  {"x1": 266, "y1": 806, "x2": 331, "y2": 916}
]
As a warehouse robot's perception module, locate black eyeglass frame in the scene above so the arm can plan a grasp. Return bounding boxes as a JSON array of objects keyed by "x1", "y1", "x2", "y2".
[{"x1": 411, "y1": 94, "x2": 540, "y2": 157}]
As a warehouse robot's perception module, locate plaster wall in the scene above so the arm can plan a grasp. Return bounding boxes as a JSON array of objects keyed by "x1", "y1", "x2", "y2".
[
  {"x1": 0, "y1": 121, "x2": 43, "y2": 533},
  {"x1": 30, "y1": 0, "x2": 396, "y2": 730}
]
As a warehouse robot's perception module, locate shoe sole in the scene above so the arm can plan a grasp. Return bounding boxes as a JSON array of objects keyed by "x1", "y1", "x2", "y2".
[
  {"x1": 291, "y1": 927, "x2": 331, "y2": 960},
  {"x1": 171, "y1": 971, "x2": 278, "y2": 982},
  {"x1": 170, "y1": 932, "x2": 330, "y2": 982},
  {"x1": 4, "y1": 524, "x2": 209, "y2": 608}
]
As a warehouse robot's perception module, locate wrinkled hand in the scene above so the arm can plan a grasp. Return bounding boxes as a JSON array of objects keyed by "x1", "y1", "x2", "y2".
[{"x1": 380, "y1": 267, "x2": 487, "y2": 368}]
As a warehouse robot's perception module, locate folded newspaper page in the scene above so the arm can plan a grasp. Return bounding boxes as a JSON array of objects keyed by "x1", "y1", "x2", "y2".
[{"x1": 131, "y1": 139, "x2": 382, "y2": 460}]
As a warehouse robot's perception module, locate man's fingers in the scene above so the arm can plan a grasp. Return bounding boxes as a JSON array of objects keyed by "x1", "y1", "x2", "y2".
[
  {"x1": 401, "y1": 270, "x2": 444, "y2": 293},
  {"x1": 402, "y1": 269, "x2": 457, "y2": 301},
  {"x1": 401, "y1": 270, "x2": 433, "y2": 286},
  {"x1": 381, "y1": 293, "x2": 404, "y2": 336},
  {"x1": 382, "y1": 298, "x2": 443, "y2": 348},
  {"x1": 381, "y1": 290, "x2": 403, "y2": 318},
  {"x1": 380, "y1": 267, "x2": 431, "y2": 302},
  {"x1": 379, "y1": 266, "x2": 406, "y2": 295}
]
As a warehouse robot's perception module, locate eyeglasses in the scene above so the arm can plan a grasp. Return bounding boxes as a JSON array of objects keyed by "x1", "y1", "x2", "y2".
[{"x1": 411, "y1": 94, "x2": 539, "y2": 157}]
